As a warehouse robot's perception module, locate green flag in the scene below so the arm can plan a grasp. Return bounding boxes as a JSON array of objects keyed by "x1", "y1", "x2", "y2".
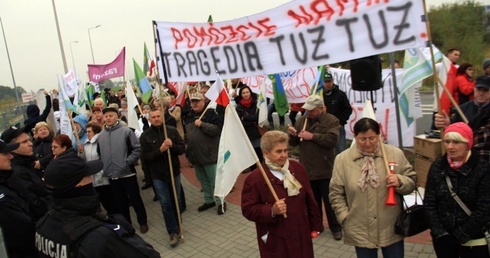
[
  {"x1": 269, "y1": 74, "x2": 289, "y2": 116},
  {"x1": 133, "y1": 59, "x2": 153, "y2": 103},
  {"x1": 143, "y1": 43, "x2": 150, "y2": 75},
  {"x1": 85, "y1": 83, "x2": 95, "y2": 107}
]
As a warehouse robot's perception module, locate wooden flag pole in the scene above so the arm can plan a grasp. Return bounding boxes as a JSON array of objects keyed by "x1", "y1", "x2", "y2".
[
  {"x1": 422, "y1": 0, "x2": 468, "y2": 156},
  {"x1": 378, "y1": 135, "x2": 391, "y2": 180},
  {"x1": 256, "y1": 161, "x2": 287, "y2": 218},
  {"x1": 435, "y1": 77, "x2": 469, "y2": 124},
  {"x1": 299, "y1": 78, "x2": 321, "y2": 141},
  {"x1": 159, "y1": 95, "x2": 184, "y2": 242},
  {"x1": 198, "y1": 106, "x2": 210, "y2": 120}
]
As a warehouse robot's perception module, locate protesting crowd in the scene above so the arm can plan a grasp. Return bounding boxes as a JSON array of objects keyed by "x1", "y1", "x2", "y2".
[{"x1": 0, "y1": 49, "x2": 489, "y2": 258}]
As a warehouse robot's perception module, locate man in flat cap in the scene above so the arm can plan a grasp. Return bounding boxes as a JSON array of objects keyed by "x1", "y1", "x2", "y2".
[
  {"x1": 287, "y1": 95, "x2": 343, "y2": 240},
  {"x1": 36, "y1": 145, "x2": 160, "y2": 258},
  {"x1": 0, "y1": 139, "x2": 39, "y2": 258},
  {"x1": 185, "y1": 92, "x2": 226, "y2": 215},
  {"x1": 97, "y1": 107, "x2": 149, "y2": 233}
]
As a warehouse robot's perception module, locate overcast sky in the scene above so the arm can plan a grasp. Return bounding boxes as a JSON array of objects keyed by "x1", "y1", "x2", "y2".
[{"x1": 0, "y1": 0, "x2": 488, "y2": 93}]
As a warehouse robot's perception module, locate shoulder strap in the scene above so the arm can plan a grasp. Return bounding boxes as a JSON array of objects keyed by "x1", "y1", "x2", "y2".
[
  {"x1": 63, "y1": 216, "x2": 105, "y2": 257},
  {"x1": 445, "y1": 176, "x2": 472, "y2": 215}
]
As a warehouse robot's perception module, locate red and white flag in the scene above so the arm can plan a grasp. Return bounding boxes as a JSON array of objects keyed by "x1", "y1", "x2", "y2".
[
  {"x1": 437, "y1": 55, "x2": 458, "y2": 114},
  {"x1": 205, "y1": 76, "x2": 230, "y2": 107}
]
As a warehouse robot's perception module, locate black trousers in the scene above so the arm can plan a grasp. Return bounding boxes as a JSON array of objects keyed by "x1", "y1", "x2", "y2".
[
  {"x1": 310, "y1": 178, "x2": 341, "y2": 233},
  {"x1": 109, "y1": 175, "x2": 148, "y2": 226},
  {"x1": 433, "y1": 235, "x2": 490, "y2": 258},
  {"x1": 95, "y1": 184, "x2": 118, "y2": 215}
]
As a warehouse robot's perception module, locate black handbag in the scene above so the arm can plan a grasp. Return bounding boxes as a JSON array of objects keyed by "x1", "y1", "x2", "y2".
[{"x1": 394, "y1": 190, "x2": 429, "y2": 237}]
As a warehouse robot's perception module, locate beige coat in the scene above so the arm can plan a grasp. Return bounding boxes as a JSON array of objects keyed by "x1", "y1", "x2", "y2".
[{"x1": 329, "y1": 144, "x2": 416, "y2": 248}]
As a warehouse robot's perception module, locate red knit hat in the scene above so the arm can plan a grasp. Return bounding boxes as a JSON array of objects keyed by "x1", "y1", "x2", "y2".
[{"x1": 444, "y1": 122, "x2": 474, "y2": 149}]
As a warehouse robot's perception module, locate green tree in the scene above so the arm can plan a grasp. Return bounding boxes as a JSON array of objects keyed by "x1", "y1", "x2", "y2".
[{"x1": 429, "y1": 0, "x2": 490, "y2": 75}]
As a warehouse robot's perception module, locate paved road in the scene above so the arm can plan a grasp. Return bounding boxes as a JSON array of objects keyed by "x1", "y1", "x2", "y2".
[{"x1": 133, "y1": 160, "x2": 436, "y2": 258}]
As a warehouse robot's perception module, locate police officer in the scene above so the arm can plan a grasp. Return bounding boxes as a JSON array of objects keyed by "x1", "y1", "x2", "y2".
[
  {"x1": 0, "y1": 139, "x2": 38, "y2": 258},
  {"x1": 35, "y1": 138, "x2": 160, "y2": 258}
]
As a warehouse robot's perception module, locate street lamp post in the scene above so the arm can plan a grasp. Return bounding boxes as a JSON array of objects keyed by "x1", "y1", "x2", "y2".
[
  {"x1": 0, "y1": 17, "x2": 20, "y2": 107},
  {"x1": 69, "y1": 41, "x2": 78, "y2": 74},
  {"x1": 88, "y1": 25, "x2": 101, "y2": 64},
  {"x1": 51, "y1": 0, "x2": 68, "y2": 74}
]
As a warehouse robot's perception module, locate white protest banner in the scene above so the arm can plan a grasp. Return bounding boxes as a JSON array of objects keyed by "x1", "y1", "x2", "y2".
[
  {"x1": 243, "y1": 68, "x2": 317, "y2": 103},
  {"x1": 62, "y1": 69, "x2": 80, "y2": 97},
  {"x1": 21, "y1": 93, "x2": 35, "y2": 103},
  {"x1": 242, "y1": 67, "x2": 419, "y2": 146},
  {"x1": 154, "y1": 0, "x2": 428, "y2": 82},
  {"x1": 329, "y1": 67, "x2": 417, "y2": 147}
]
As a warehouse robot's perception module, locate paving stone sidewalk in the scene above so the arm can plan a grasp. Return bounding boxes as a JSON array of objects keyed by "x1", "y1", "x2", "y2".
[{"x1": 133, "y1": 158, "x2": 436, "y2": 258}]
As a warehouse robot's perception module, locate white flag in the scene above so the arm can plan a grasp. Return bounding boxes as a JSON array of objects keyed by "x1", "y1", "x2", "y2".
[
  {"x1": 62, "y1": 69, "x2": 80, "y2": 97},
  {"x1": 258, "y1": 76, "x2": 269, "y2": 127},
  {"x1": 350, "y1": 100, "x2": 377, "y2": 148},
  {"x1": 73, "y1": 85, "x2": 89, "y2": 115},
  {"x1": 126, "y1": 81, "x2": 141, "y2": 132},
  {"x1": 214, "y1": 105, "x2": 258, "y2": 203},
  {"x1": 57, "y1": 75, "x2": 74, "y2": 140}
]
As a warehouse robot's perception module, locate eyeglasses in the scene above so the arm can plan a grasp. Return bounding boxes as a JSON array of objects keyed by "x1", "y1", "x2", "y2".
[
  {"x1": 356, "y1": 136, "x2": 379, "y2": 144},
  {"x1": 51, "y1": 145, "x2": 61, "y2": 149}
]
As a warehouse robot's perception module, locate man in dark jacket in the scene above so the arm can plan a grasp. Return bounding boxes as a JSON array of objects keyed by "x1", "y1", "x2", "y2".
[
  {"x1": 288, "y1": 95, "x2": 343, "y2": 240},
  {"x1": 36, "y1": 147, "x2": 160, "y2": 258},
  {"x1": 322, "y1": 72, "x2": 352, "y2": 154},
  {"x1": 185, "y1": 92, "x2": 225, "y2": 214},
  {"x1": 0, "y1": 126, "x2": 51, "y2": 221},
  {"x1": 140, "y1": 109, "x2": 185, "y2": 247},
  {"x1": 24, "y1": 90, "x2": 52, "y2": 134},
  {"x1": 0, "y1": 139, "x2": 39, "y2": 258}
]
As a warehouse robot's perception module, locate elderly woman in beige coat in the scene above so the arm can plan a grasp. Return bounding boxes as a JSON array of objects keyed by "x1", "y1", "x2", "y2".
[{"x1": 329, "y1": 118, "x2": 417, "y2": 258}]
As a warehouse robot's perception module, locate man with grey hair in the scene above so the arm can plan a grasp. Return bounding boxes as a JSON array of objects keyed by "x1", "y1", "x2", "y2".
[
  {"x1": 98, "y1": 107, "x2": 148, "y2": 233},
  {"x1": 287, "y1": 95, "x2": 343, "y2": 240}
]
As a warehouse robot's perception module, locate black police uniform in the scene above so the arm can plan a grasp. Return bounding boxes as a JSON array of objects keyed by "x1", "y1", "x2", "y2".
[
  {"x1": 0, "y1": 170, "x2": 38, "y2": 258},
  {"x1": 36, "y1": 195, "x2": 160, "y2": 258}
]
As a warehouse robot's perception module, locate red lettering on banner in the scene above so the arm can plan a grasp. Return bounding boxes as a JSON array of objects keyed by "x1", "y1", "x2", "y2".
[
  {"x1": 171, "y1": 28, "x2": 183, "y2": 49},
  {"x1": 193, "y1": 26, "x2": 212, "y2": 47},
  {"x1": 248, "y1": 22, "x2": 263, "y2": 37},
  {"x1": 287, "y1": 6, "x2": 314, "y2": 27},
  {"x1": 208, "y1": 26, "x2": 226, "y2": 45},
  {"x1": 170, "y1": 19, "x2": 278, "y2": 50},
  {"x1": 348, "y1": 105, "x2": 362, "y2": 134},
  {"x1": 183, "y1": 28, "x2": 198, "y2": 48},
  {"x1": 379, "y1": 108, "x2": 389, "y2": 141},
  {"x1": 257, "y1": 18, "x2": 277, "y2": 36},
  {"x1": 368, "y1": 0, "x2": 389, "y2": 6},
  {"x1": 221, "y1": 26, "x2": 240, "y2": 43},
  {"x1": 348, "y1": 106, "x2": 389, "y2": 140},
  {"x1": 286, "y1": 0, "x2": 393, "y2": 27},
  {"x1": 236, "y1": 25, "x2": 252, "y2": 41},
  {"x1": 311, "y1": 0, "x2": 336, "y2": 24}
]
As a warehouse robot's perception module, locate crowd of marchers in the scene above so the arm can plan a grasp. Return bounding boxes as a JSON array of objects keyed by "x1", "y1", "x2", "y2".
[{"x1": 1, "y1": 54, "x2": 490, "y2": 257}]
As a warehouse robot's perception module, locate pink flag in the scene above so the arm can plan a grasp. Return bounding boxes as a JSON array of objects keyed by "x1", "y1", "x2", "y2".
[
  {"x1": 205, "y1": 77, "x2": 230, "y2": 107},
  {"x1": 88, "y1": 47, "x2": 126, "y2": 83}
]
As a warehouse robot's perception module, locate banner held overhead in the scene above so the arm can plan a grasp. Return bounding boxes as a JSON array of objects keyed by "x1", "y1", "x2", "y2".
[{"x1": 153, "y1": 0, "x2": 428, "y2": 82}]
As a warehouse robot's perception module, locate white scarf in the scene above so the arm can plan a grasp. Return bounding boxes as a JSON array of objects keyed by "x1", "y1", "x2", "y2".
[{"x1": 265, "y1": 158, "x2": 302, "y2": 196}]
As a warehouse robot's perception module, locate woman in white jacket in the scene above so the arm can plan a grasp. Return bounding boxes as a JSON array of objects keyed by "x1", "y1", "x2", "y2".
[{"x1": 84, "y1": 122, "x2": 118, "y2": 215}]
